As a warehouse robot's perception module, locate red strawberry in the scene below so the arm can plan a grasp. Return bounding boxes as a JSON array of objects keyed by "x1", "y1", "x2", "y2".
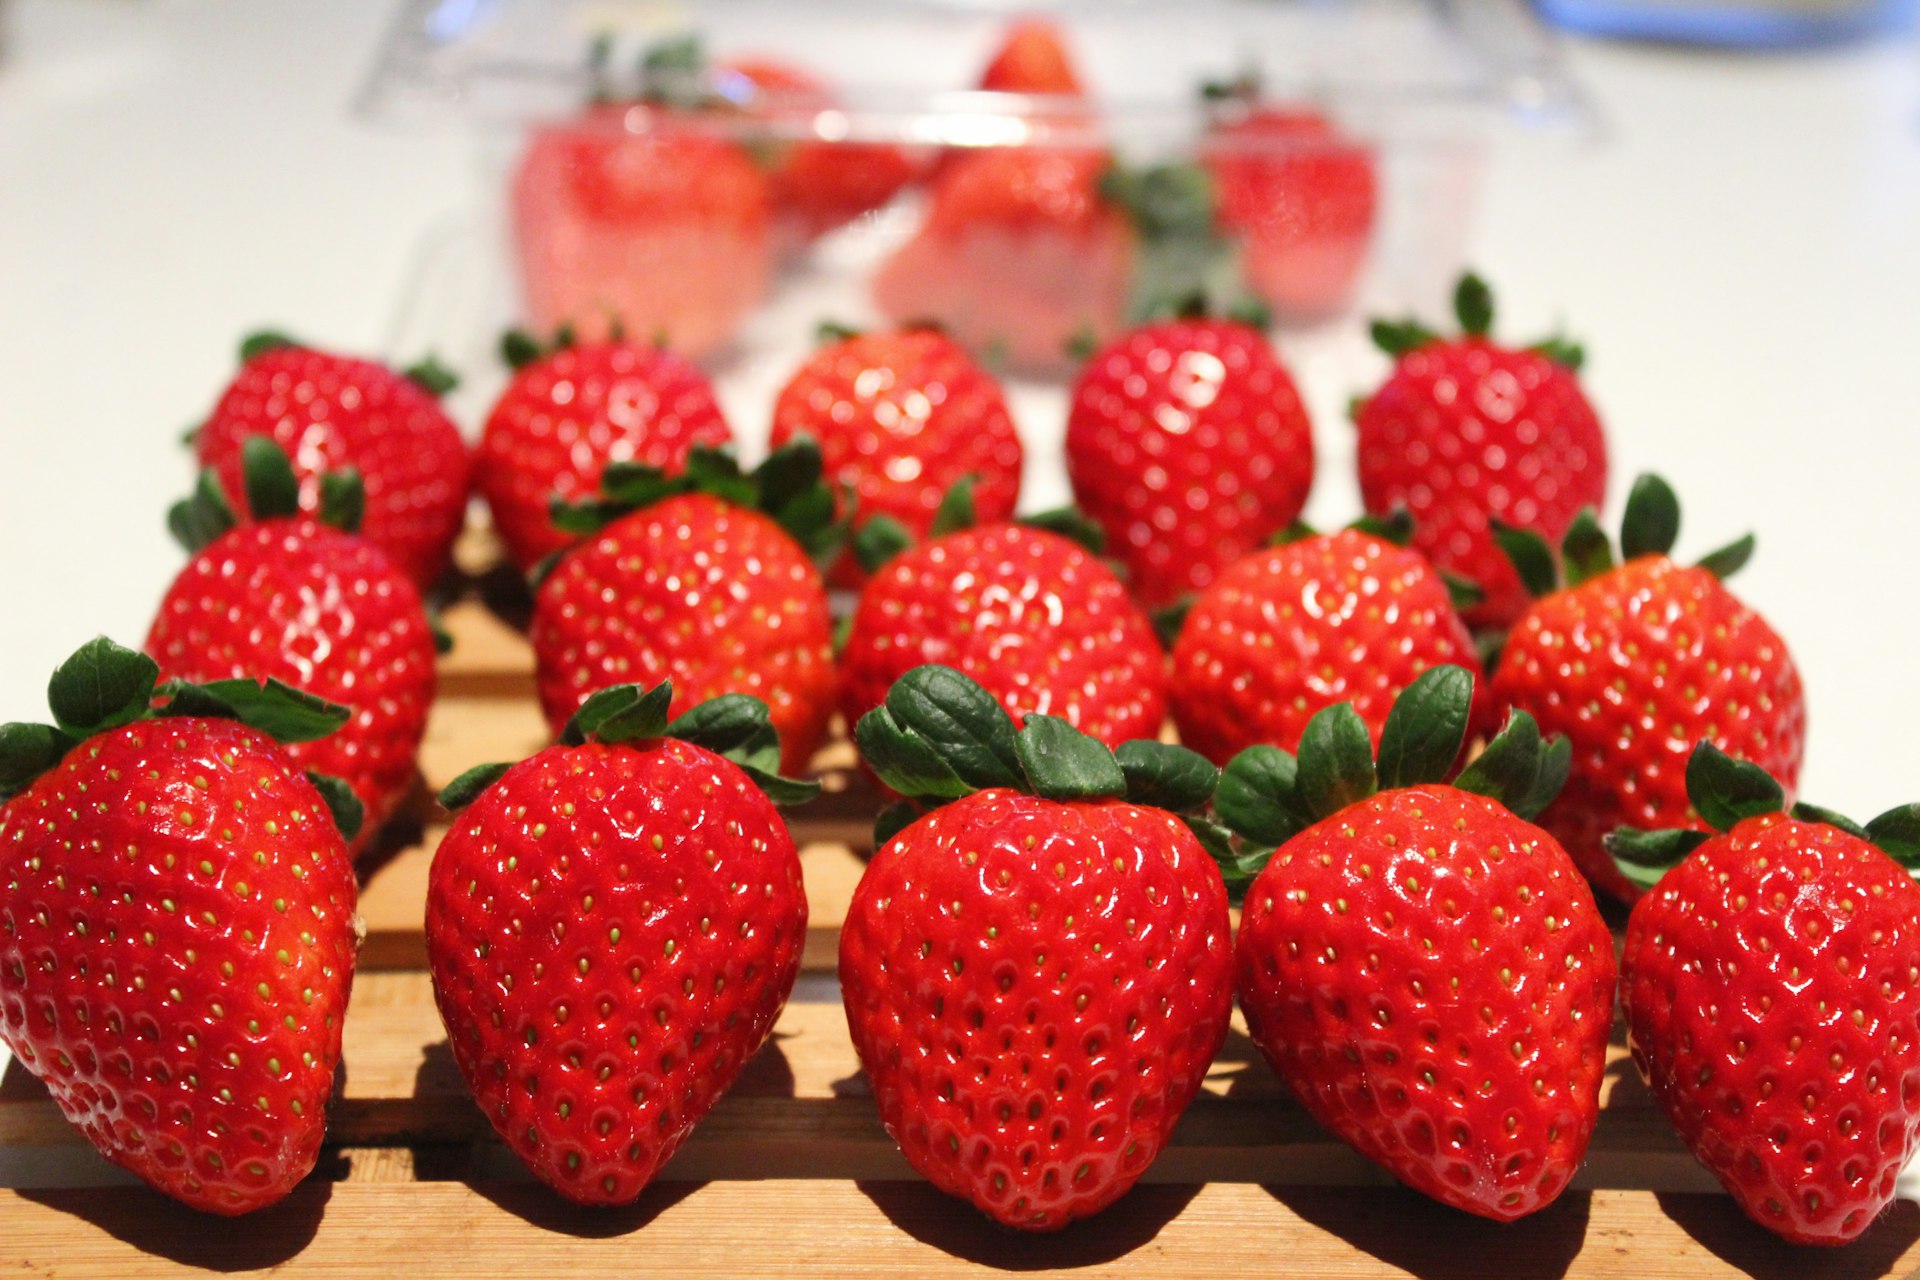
[
  {"x1": 1490, "y1": 476, "x2": 1805, "y2": 902},
  {"x1": 1610, "y1": 744, "x2": 1920, "y2": 1245},
  {"x1": 0, "y1": 638, "x2": 363, "y2": 1214},
  {"x1": 1356, "y1": 275, "x2": 1607, "y2": 629},
  {"x1": 530, "y1": 440, "x2": 839, "y2": 772},
  {"x1": 476, "y1": 333, "x2": 733, "y2": 571},
  {"x1": 149, "y1": 441, "x2": 437, "y2": 856},
  {"x1": 840, "y1": 513, "x2": 1164, "y2": 749},
  {"x1": 1169, "y1": 525, "x2": 1486, "y2": 765},
  {"x1": 768, "y1": 327, "x2": 1023, "y2": 588},
  {"x1": 1065, "y1": 317, "x2": 1315, "y2": 608},
  {"x1": 192, "y1": 333, "x2": 470, "y2": 592},
  {"x1": 979, "y1": 18, "x2": 1085, "y2": 96},
  {"x1": 1220, "y1": 666, "x2": 1614, "y2": 1220},
  {"x1": 843, "y1": 666, "x2": 1233, "y2": 1229},
  {"x1": 427, "y1": 682, "x2": 812, "y2": 1205},
  {"x1": 1202, "y1": 100, "x2": 1377, "y2": 320},
  {"x1": 511, "y1": 105, "x2": 771, "y2": 359}
]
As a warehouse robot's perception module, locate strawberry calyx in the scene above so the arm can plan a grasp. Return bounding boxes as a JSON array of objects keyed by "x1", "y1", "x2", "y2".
[
  {"x1": 849, "y1": 477, "x2": 1104, "y2": 575},
  {"x1": 1605, "y1": 742, "x2": 1920, "y2": 892},
  {"x1": 1270, "y1": 512, "x2": 1485, "y2": 613},
  {"x1": 0, "y1": 635, "x2": 362, "y2": 838},
  {"x1": 854, "y1": 664, "x2": 1219, "y2": 849},
  {"x1": 1099, "y1": 163, "x2": 1266, "y2": 327},
  {"x1": 1206, "y1": 664, "x2": 1568, "y2": 891},
  {"x1": 235, "y1": 329, "x2": 458, "y2": 397},
  {"x1": 168, "y1": 436, "x2": 366, "y2": 554},
  {"x1": 440, "y1": 679, "x2": 820, "y2": 811},
  {"x1": 499, "y1": 322, "x2": 587, "y2": 371},
  {"x1": 1494, "y1": 472, "x2": 1756, "y2": 602},
  {"x1": 1368, "y1": 272, "x2": 1584, "y2": 372}
]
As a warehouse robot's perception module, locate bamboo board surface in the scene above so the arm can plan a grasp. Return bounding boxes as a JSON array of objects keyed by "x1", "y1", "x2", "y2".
[{"x1": 3, "y1": 589, "x2": 1913, "y2": 1278}]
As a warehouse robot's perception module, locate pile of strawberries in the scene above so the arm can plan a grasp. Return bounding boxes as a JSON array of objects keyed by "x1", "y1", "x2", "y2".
[{"x1": 1, "y1": 159, "x2": 1915, "y2": 1259}]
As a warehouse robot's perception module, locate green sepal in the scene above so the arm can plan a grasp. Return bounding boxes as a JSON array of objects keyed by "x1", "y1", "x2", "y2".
[
  {"x1": 0, "y1": 722, "x2": 75, "y2": 800},
  {"x1": 180, "y1": 421, "x2": 204, "y2": 447},
  {"x1": 929, "y1": 477, "x2": 978, "y2": 539},
  {"x1": 1440, "y1": 571, "x2": 1484, "y2": 613},
  {"x1": 1368, "y1": 318, "x2": 1439, "y2": 358},
  {"x1": 1015, "y1": 715, "x2": 1127, "y2": 802},
  {"x1": 1790, "y1": 801, "x2": 1868, "y2": 840},
  {"x1": 439, "y1": 761, "x2": 513, "y2": 811},
  {"x1": 560, "y1": 684, "x2": 660, "y2": 747},
  {"x1": 240, "y1": 436, "x2": 302, "y2": 521},
  {"x1": 47, "y1": 637, "x2": 161, "y2": 738},
  {"x1": 306, "y1": 771, "x2": 365, "y2": 843},
  {"x1": 1529, "y1": 335, "x2": 1586, "y2": 372},
  {"x1": 1347, "y1": 394, "x2": 1368, "y2": 424},
  {"x1": 1864, "y1": 804, "x2": 1920, "y2": 870},
  {"x1": 1100, "y1": 161, "x2": 1217, "y2": 244},
  {"x1": 733, "y1": 765, "x2": 822, "y2": 808},
  {"x1": 159, "y1": 677, "x2": 352, "y2": 744},
  {"x1": 1620, "y1": 473, "x2": 1681, "y2": 561},
  {"x1": 1225, "y1": 296, "x2": 1273, "y2": 331},
  {"x1": 1062, "y1": 325, "x2": 1100, "y2": 365},
  {"x1": 1115, "y1": 740, "x2": 1218, "y2": 814},
  {"x1": 500, "y1": 328, "x2": 546, "y2": 370},
  {"x1": 1294, "y1": 703, "x2": 1377, "y2": 820},
  {"x1": 403, "y1": 355, "x2": 459, "y2": 397},
  {"x1": 1559, "y1": 509, "x2": 1613, "y2": 588},
  {"x1": 852, "y1": 515, "x2": 916, "y2": 575},
  {"x1": 1021, "y1": 507, "x2": 1106, "y2": 555},
  {"x1": 1375, "y1": 665, "x2": 1473, "y2": 792},
  {"x1": 880, "y1": 666, "x2": 1026, "y2": 793},
  {"x1": 664, "y1": 694, "x2": 780, "y2": 768},
  {"x1": 593, "y1": 682, "x2": 676, "y2": 744},
  {"x1": 1453, "y1": 272, "x2": 1495, "y2": 336},
  {"x1": 638, "y1": 33, "x2": 708, "y2": 106},
  {"x1": 427, "y1": 611, "x2": 454, "y2": 656},
  {"x1": 1214, "y1": 745, "x2": 1305, "y2": 847},
  {"x1": 1491, "y1": 521, "x2": 1560, "y2": 599},
  {"x1": 1685, "y1": 741, "x2": 1785, "y2": 832},
  {"x1": 239, "y1": 330, "x2": 297, "y2": 363},
  {"x1": 1348, "y1": 509, "x2": 1414, "y2": 548},
  {"x1": 854, "y1": 706, "x2": 973, "y2": 801},
  {"x1": 1183, "y1": 815, "x2": 1266, "y2": 892},
  {"x1": 1696, "y1": 533, "x2": 1755, "y2": 581},
  {"x1": 1453, "y1": 709, "x2": 1568, "y2": 821},
  {"x1": 168, "y1": 470, "x2": 238, "y2": 554},
  {"x1": 1269, "y1": 520, "x2": 1318, "y2": 548},
  {"x1": 873, "y1": 800, "x2": 926, "y2": 849},
  {"x1": 1604, "y1": 827, "x2": 1709, "y2": 893},
  {"x1": 815, "y1": 320, "x2": 863, "y2": 345},
  {"x1": 1151, "y1": 599, "x2": 1193, "y2": 650},
  {"x1": 556, "y1": 682, "x2": 818, "y2": 805},
  {"x1": 318, "y1": 469, "x2": 366, "y2": 535}
]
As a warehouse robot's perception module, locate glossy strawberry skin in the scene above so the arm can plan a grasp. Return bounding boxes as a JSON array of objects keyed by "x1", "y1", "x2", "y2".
[
  {"x1": 841, "y1": 790, "x2": 1233, "y2": 1230},
  {"x1": 840, "y1": 525, "x2": 1166, "y2": 747},
  {"x1": 530, "y1": 495, "x2": 836, "y2": 772},
  {"x1": 427, "y1": 738, "x2": 806, "y2": 1205},
  {"x1": 0, "y1": 718, "x2": 358, "y2": 1214},
  {"x1": 1357, "y1": 339, "x2": 1606, "y2": 629},
  {"x1": 769, "y1": 329, "x2": 1023, "y2": 588},
  {"x1": 476, "y1": 341, "x2": 733, "y2": 570},
  {"x1": 1237, "y1": 784, "x2": 1615, "y2": 1221},
  {"x1": 1169, "y1": 530, "x2": 1486, "y2": 765},
  {"x1": 195, "y1": 346, "x2": 471, "y2": 592},
  {"x1": 1204, "y1": 108, "x2": 1378, "y2": 320},
  {"x1": 1491, "y1": 558, "x2": 1805, "y2": 902},
  {"x1": 146, "y1": 519, "x2": 437, "y2": 857},
  {"x1": 1623, "y1": 816, "x2": 1920, "y2": 1245},
  {"x1": 979, "y1": 19, "x2": 1085, "y2": 95},
  {"x1": 1066, "y1": 319, "x2": 1315, "y2": 609}
]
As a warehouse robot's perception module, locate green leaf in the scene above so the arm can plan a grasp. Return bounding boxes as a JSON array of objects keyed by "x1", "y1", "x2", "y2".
[
  {"x1": 403, "y1": 355, "x2": 459, "y2": 397},
  {"x1": 666, "y1": 694, "x2": 780, "y2": 771},
  {"x1": 428, "y1": 611, "x2": 454, "y2": 656},
  {"x1": 1349, "y1": 509, "x2": 1414, "y2": 548},
  {"x1": 929, "y1": 476, "x2": 978, "y2": 538},
  {"x1": 47, "y1": 637, "x2": 159, "y2": 737},
  {"x1": 1368, "y1": 318, "x2": 1439, "y2": 358},
  {"x1": 240, "y1": 436, "x2": 302, "y2": 521},
  {"x1": 774, "y1": 485, "x2": 846, "y2": 566},
  {"x1": 1114, "y1": 740, "x2": 1218, "y2": 813},
  {"x1": 1453, "y1": 271, "x2": 1495, "y2": 336},
  {"x1": 500, "y1": 328, "x2": 545, "y2": 370},
  {"x1": 195, "y1": 678, "x2": 352, "y2": 744},
  {"x1": 155, "y1": 680, "x2": 240, "y2": 721},
  {"x1": 1696, "y1": 533, "x2": 1755, "y2": 581},
  {"x1": 1559, "y1": 509, "x2": 1613, "y2": 588},
  {"x1": 756, "y1": 435, "x2": 826, "y2": 515},
  {"x1": 1102, "y1": 161, "x2": 1217, "y2": 242},
  {"x1": 1790, "y1": 801, "x2": 1867, "y2": 840},
  {"x1": 1062, "y1": 324, "x2": 1099, "y2": 365},
  {"x1": 814, "y1": 320, "x2": 862, "y2": 345},
  {"x1": 1620, "y1": 474, "x2": 1681, "y2": 561},
  {"x1": 1269, "y1": 520, "x2": 1317, "y2": 548},
  {"x1": 853, "y1": 706, "x2": 973, "y2": 801},
  {"x1": 591, "y1": 681, "x2": 674, "y2": 744},
  {"x1": 1454, "y1": 709, "x2": 1548, "y2": 814},
  {"x1": 306, "y1": 771, "x2": 364, "y2": 843},
  {"x1": 319, "y1": 469, "x2": 365, "y2": 535},
  {"x1": 549, "y1": 496, "x2": 627, "y2": 537},
  {"x1": 1225, "y1": 295, "x2": 1272, "y2": 330},
  {"x1": 1685, "y1": 741, "x2": 1785, "y2": 832},
  {"x1": 1604, "y1": 827, "x2": 1708, "y2": 893},
  {"x1": 1215, "y1": 745, "x2": 1304, "y2": 846},
  {"x1": 1151, "y1": 599, "x2": 1193, "y2": 650},
  {"x1": 167, "y1": 470, "x2": 237, "y2": 554},
  {"x1": 0, "y1": 722, "x2": 74, "y2": 798},
  {"x1": 1014, "y1": 715, "x2": 1127, "y2": 802},
  {"x1": 239, "y1": 330, "x2": 297, "y2": 362},
  {"x1": 1528, "y1": 336, "x2": 1585, "y2": 372},
  {"x1": 1517, "y1": 735, "x2": 1571, "y2": 821},
  {"x1": 736, "y1": 763, "x2": 821, "y2": 807},
  {"x1": 1491, "y1": 521, "x2": 1559, "y2": 599},
  {"x1": 440, "y1": 761, "x2": 512, "y2": 811},
  {"x1": 682, "y1": 447, "x2": 757, "y2": 510},
  {"x1": 852, "y1": 515, "x2": 916, "y2": 574},
  {"x1": 1183, "y1": 815, "x2": 1265, "y2": 893},
  {"x1": 1376, "y1": 665, "x2": 1473, "y2": 791},
  {"x1": 561, "y1": 685, "x2": 645, "y2": 746},
  {"x1": 1864, "y1": 803, "x2": 1920, "y2": 869},
  {"x1": 873, "y1": 800, "x2": 926, "y2": 848},
  {"x1": 1440, "y1": 571, "x2": 1484, "y2": 613},
  {"x1": 1021, "y1": 507, "x2": 1106, "y2": 555},
  {"x1": 1294, "y1": 703, "x2": 1377, "y2": 821},
  {"x1": 882, "y1": 666, "x2": 1026, "y2": 792}
]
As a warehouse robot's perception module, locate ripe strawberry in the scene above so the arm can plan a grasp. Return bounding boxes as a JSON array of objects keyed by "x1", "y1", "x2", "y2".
[
  {"x1": 476, "y1": 332, "x2": 733, "y2": 571},
  {"x1": 1356, "y1": 274, "x2": 1607, "y2": 629},
  {"x1": 1065, "y1": 317, "x2": 1314, "y2": 608},
  {"x1": 191, "y1": 333, "x2": 470, "y2": 592},
  {"x1": 768, "y1": 327, "x2": 1023, "y2": 588},
  {"x1": 844, "y1": 666, "x2": 1233, "y2": 1229},
  {"x1": 511, "y1": 104, "x2": 771, "y2": 359},
  {"x1": 1219, "y1": 666, "x2": 1614, "y2": 1220},
  {"x1": 0, "y1": 637, "x2": 363, "y2": 1214},
  {"x1": 530, "y1": 439, "x2": 840, "y2": 772},
  {"x1": 427, "y1": 682, "x2": 813, "y2": 1205},
  {"x1": 1169, "y1": 524, "x2": 1487, "y2": 765},
  {"x1": 1490, "y1": 475, "x2": 1805, "y2": 902},
  {"x1": 1609, "y1": 744, "x2": 1920, "y2": 1245},
  {"x1": 150, "y1": 440, "x2": 438, "y2": 856},
  {"x1": 840, "y1": 499, "x2": 1164, "y2": 749},
  {"x1": 979, "y1": 18, "x2": 1085, "y2": 96}
]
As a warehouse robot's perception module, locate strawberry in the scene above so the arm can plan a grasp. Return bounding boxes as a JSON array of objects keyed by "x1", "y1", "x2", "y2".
[
  {"x1": 191, "y1": 332, "x2": 470, "y2": 592},
  {"x1": 978, "y1": 18, "x2": 1086, "y2": 96},
  {"x1": 427, "y1": 682, "x2": 813, "y2": 1205},
  {"x1": 150, "y1": 440, "x2": 438, "y2": 857},
  {"x1": 839, "y1": 491, "x2": 1163, "y2": 749},
  {"x1": 476, "y1": 331, "x2": 733, "y2": 571},
  {"x1": 1608, "y1": 744, "x2": 1920, "y2": 1245},
  {"x1": 1217, "y1": 665, "x2": 1614, "y2": 1220},
  {"x1": 1356, "y1": 274, "x2": 1607, "y2": 629},
  {"x1": 1065, "y1": 316, "x2": 1314, "y2": 609},
  {"x1": 768, "y1": 326, "x2": 1023, "y2": 588},
  {"x1": 0, "y1": 637, "x2": 363, "y2": 1214},
  {"x1": 1490, "y1": 475, "x2": 1805, "y2": 903},
  {"x1": 1168, "y1": 523, "x2": 1487, "y2": 766},
  {"x1": 843, "y1": 666, "x2": 1233, "y2": 1229},
  {"x1": 530, "y1": 439, "x2": 841, "y2": 773}
]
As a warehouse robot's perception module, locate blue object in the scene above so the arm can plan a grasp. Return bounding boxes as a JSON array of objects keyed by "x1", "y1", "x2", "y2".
[{"x1": 1536, "y1": 0, "x2": 1920, "y2": 46}]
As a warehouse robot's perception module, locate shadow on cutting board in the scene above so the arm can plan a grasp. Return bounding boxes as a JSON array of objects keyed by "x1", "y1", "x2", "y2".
[
  {"x1": 1655, "y1": 1192, "x2": 1920, "y2": 1280},
  {"x1": 855, "y1": 1179, "x2": 1201, "y2": 1269},
  {"x1": 1263, "y1": 1183, "x2": 1591, "y2": 1280},
  {"x1": 16, "y1": 1179, "x2": 331, "y2": 1271},
  {"x1": 470, "y1": 1176, "x2": 703, "y2": 1237}
]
